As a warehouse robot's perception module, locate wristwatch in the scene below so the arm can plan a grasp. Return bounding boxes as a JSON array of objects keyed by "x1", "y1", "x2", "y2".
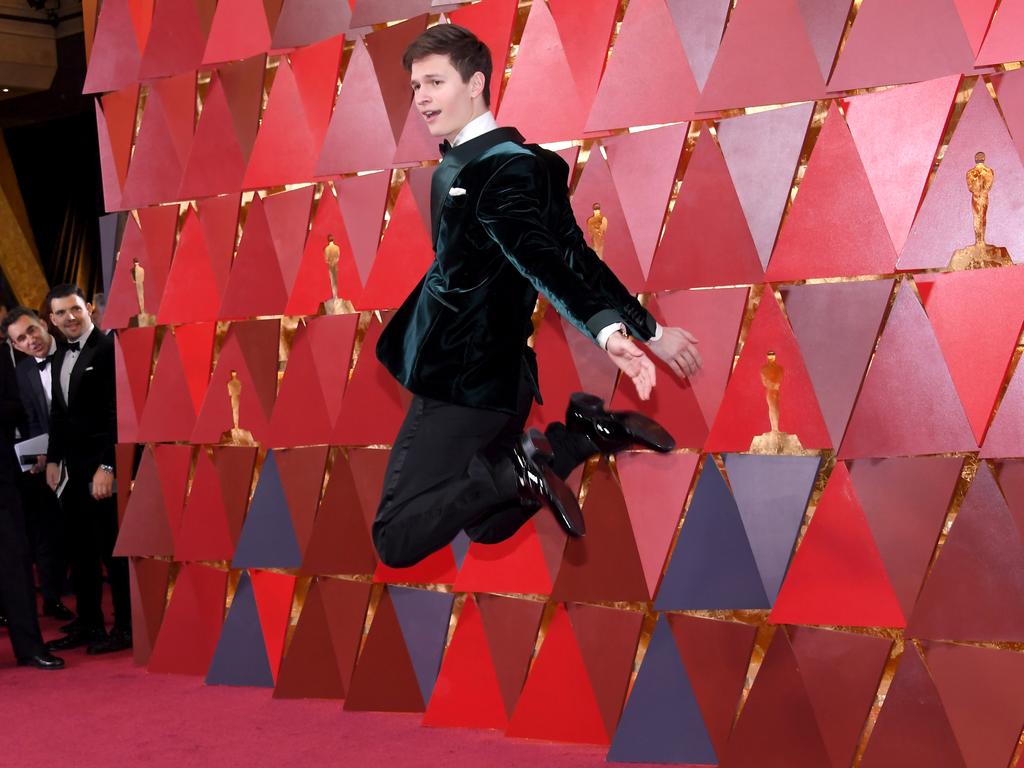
[{"x1": 99, "y1": 464, "x2": 114, "y2": 474}]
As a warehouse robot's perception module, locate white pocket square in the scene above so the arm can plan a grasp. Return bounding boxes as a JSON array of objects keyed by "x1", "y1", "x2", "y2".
[
  {"x1": 85, "y1": 366, "x2": 94, "y2": 372},
  {"x1": 449, "y1": 187, "x2": 467, "y2": 197}
]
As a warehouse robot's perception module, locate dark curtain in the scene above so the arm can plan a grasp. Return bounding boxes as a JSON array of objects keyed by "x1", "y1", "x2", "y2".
[{"x1": 3, "y1": 110, "x2": 103, "y2": 300}]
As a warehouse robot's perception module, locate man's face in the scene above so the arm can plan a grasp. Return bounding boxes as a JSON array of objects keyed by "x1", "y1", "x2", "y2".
[
  {"x1": 410, "y1": 54, "x2": 484, "y2": 142},
  {"x1": 49, "y1": 294, "x2": 93, "y2": 341},
  {"x1": 7, "y1": 315, "x2": 52, "y2": 358}
]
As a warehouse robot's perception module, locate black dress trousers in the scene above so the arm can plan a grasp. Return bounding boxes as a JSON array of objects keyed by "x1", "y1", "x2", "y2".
[
  {"x1": 0, "y1": 454, "x2": 47, "y2": 660},
  {"x1": 61, "y1": 482, "x2": 130, "y2": 632},
  {"x1": 372, "y1": 367, "x2": 596, "y2": 568}
]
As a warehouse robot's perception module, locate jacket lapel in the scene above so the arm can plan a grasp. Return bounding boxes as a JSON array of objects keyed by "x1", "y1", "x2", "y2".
[
  {"x1": 67, "y1": 330, "x2": 100, "y2": 408},
  {"x1": 29, "y1": 365, "x2": 48, "y2": 424},
  {"x1": 430, "y1": 127, "x2": 525, "y2": 248}
]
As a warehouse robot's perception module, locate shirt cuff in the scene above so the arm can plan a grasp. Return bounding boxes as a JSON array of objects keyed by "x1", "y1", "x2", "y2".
[
  {"x1": 597, "y1": 322, "x2": 626, "y2": 350},
  {"x1": 649, "y1": 323, "x2": 663, "y2": 343}
]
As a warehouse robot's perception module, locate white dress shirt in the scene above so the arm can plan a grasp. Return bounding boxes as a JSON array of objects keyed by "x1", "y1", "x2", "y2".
[
  {"x1": 451, "y1": 110, "x2": 499, "y2": 147},
  {"x1": 60, "y1": 325, "x2": 94, "y2": 405},
  {"x1": 33, "y1": 337, "x2": 58, "y2": 407}
]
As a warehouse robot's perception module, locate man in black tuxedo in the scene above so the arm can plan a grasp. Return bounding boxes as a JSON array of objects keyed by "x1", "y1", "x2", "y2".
[
  {"x1": 43, "y1": 285, "x2": 131, "y2": 654},
  {"x1": 372, "y1": 26, "x2": 702, "y2": 568},
  {"x1": 2, "y1": 307, "x2": 74, "y2": 623},
  {"x1": 0, "y1": 326, "x2": 64, "y2": 669}
]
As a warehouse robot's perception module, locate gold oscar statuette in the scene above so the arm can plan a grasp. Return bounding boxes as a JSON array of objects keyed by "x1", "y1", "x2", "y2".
[
  {"x1": 130, "y1": 259, "x2": 156, "y2": 327},
  {"x1": 587, "y1": 203, "x2": 608, "y2": 259},
  {"x1": 748, "y1": 351, "x2": 806, "y2": 454},
  {"x1": 949, "y1": 151, "x2": 1012, "y2": 270},
  {"x1": 323, "y1": 234, "x2": 351, "y2": 315},
  {"x1": 221, "y1": 369, "x2": 256, "y2": 446}
]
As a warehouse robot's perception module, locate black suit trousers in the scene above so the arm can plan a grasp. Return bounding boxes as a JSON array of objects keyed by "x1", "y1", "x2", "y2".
[
  {"x1": 16, "y1": 471, "x2": 66, "y2": 602},
  {"x1": 372, "y1": 367, "x2": 596, "y2": 568},
  {"x1": 61, "y1": 482, "x2": 130, "y2": 631},
  {"x1": 0, "y1": 464, "x2": 46, "y2": 659}
]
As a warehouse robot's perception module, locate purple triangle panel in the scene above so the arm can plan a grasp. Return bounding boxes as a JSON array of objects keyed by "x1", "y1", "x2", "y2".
[
  {"x1": 232, "y1": 452, "x2": 302, "y2": 569},
  {"x1": 655, "y1": 461, "x2": 770, "y2": 610},
  {"x1": 98, "y1": 212, "x2": 125, "y2": 295},
  {"x1": 783, "y1": 279, "x2": 894, "y2": 447},
  {"x1": 724, "y1": 454, "x2": 821, "y2": 603},
  {"x1": 795, "y1": 0, "x2": 851, "y2": 80},
  {"x1": 718, "y1": 102, "x2": 814, "y2": 268},
  {"x1": 607, "y1": 616, "x2": 717, "y2": 764},
  {"x1": 205, "y1": 572, "x2": 273, "y2": 687},
  {"x1": 389, "y1": 586, "x2": 455, "y2": 704},
  {"x1": 451, "y1": 530, "x2": 471, "y2": 570},
  {"x1": 667, "y1": 0, "x2": 731, "y2": 91}
]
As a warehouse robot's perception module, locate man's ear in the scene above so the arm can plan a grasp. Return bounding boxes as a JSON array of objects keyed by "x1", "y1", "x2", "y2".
[{"x1": 470, "y1": 71, "x2": 485, "y2": 99}]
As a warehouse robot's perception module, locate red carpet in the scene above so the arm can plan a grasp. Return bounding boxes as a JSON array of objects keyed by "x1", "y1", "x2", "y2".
[{"x1": 0, "y1": 613, "x2": 643, "y2": 768}]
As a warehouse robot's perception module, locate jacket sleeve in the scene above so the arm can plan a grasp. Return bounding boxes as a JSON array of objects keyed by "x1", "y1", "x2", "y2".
[
  {"x1": 14, "y1": 363, "x2": 43, "y2": 439},
  {"x1": 0, "y1": 354, "x2": 25, "y2": 443},
  {"x1": 552, "y1": 173, "x2": 657, "y2": 341},
  {"x1": 476, "y1": 152, "x2": 656, "y2": 343},
  {"x1": 99, "y1": 340, "x2": 117, "y2": 468}
]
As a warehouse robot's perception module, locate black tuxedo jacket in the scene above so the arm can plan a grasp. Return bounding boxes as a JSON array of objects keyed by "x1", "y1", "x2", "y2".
[
  {"x1": 0, "y1": 346, "x2": 25, "y2": 469},
  {"x1": 377, "y1": 127, "x2": 656, "y2": 414},
  {"x1": 15, "y1": 354, "x2": 51, "y2": 439},
  {"x1": 46, "y1": 327, "x2": 117, "y2": 484}
]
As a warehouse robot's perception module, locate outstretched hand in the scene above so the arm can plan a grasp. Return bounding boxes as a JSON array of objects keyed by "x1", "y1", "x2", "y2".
[
  {"x1": 648, "y1": 326, "x2": 701, "y2": 378},
  {"x1": 605, "y1": 333, "x2": 656, "y2": 400}
]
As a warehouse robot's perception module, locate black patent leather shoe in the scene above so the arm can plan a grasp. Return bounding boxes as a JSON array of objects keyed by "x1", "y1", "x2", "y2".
[
  {"x1": 0, "y1": 614, "x2": 7, "y2": 628},
  {"x1": 86, "y1": 627, "x2": 132, "y2": 655},
  {"x1": 45, "y1": 626, "x2": 107, "y2": 651},
  {"x1": 17, "y1": 652, "x2": 65, "y2": 670},
  {"x1": 42, "y1": 600, "x2": 75, "y2": 621},
  {"x1": 566, "y1": 392, "x2": 676, "y2": 453},
  {"x1": 511, "y1": 429, "x2": 585, "y2": 537}
]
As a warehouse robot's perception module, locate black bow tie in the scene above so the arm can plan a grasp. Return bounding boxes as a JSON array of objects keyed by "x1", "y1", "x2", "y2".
[
  {"x1": 439, "y1": 140, "x2": 452, "y2": 157},
  {"x1": 66, "y1": 341, "x2": 81, "y2": 353},
  {"x1": 37, "y1": 356, "x2": 53, "y2": 371}
]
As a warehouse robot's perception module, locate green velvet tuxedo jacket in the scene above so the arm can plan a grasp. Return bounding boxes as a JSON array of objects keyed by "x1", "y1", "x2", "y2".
[{"x1": 376, "y1": 127, "x2": 657, "y2": 414}]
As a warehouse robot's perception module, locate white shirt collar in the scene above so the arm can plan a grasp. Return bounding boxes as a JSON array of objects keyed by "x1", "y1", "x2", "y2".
[
  {"x1": 451, "y1": 111, "x2": 499, "y2": 148},
  {"x1": 34, "y1": 337, "x2": 57, "y2": 362}
]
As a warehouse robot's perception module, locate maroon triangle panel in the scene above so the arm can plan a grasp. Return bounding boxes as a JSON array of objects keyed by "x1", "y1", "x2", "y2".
[
  {"x1": 191, "y1": 319, "x2": 280, "y2": 444},
  {"x1": 717, "y1": 628, "x2": 833, "y2": 767},
  {"x1": 343, "y1": 588, "x2": 425, "y2": 712},
  {"x1": 909, "y1": 462, "x2": 1024, "y2": 641},
  {"x1": 859, "y1": 643, "x2": 968, "y2": 768},
  {"x1": 148, "y1": 564, "x2": 228, "y2": 676}
]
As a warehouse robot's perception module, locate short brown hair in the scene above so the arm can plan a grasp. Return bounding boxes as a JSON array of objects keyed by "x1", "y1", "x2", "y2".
[
  {"x1": 403, "y1": 24, "x2": 493, "y2": 107},
  {"x1": 45, "y1": 283, "x2": 86, "y2": 313},
  {"x1": 1, "y1": 306, "x2": 42, "y2": 337}
]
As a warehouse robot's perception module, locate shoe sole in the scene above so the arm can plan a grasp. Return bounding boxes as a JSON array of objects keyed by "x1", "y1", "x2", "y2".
[
  {"x1": 569, "y1": 393, "x2": 677, "y2": 453},
  {"x1": 16, "y1": 661, "x2": 65, "y2": 670},
  {"x1": 518, "y1": 430, "x2": 585, "y2": 536},
  {"x1": 619, "y1": 412, "x2": 676, "y2": 452},
  {"x1": 541, "y1": 465, "x2": 586, "y2": 537}
]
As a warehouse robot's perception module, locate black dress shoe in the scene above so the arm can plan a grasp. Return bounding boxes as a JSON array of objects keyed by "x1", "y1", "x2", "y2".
[
  {"x1": 510, "y1": 429, "x2": 585, "y2": 537},
  {"x1": 45, "y1": 626, "x2": 107, "y2": 651},
  {"x1": 87, "y1": 627, "x2": 132, "y2": 655},
  {"x1": 0, "y1": 614, "x2": 7, "y2": 628},
  {"x1": 42, "y1": 600, "x2": 76, "y2": 621},
  {"x1": 17, "y1": 652, "x2": 65, "y2": 670},
  {"x1": 566, "y1": 392, "x2": 676, "y2": 454}
]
